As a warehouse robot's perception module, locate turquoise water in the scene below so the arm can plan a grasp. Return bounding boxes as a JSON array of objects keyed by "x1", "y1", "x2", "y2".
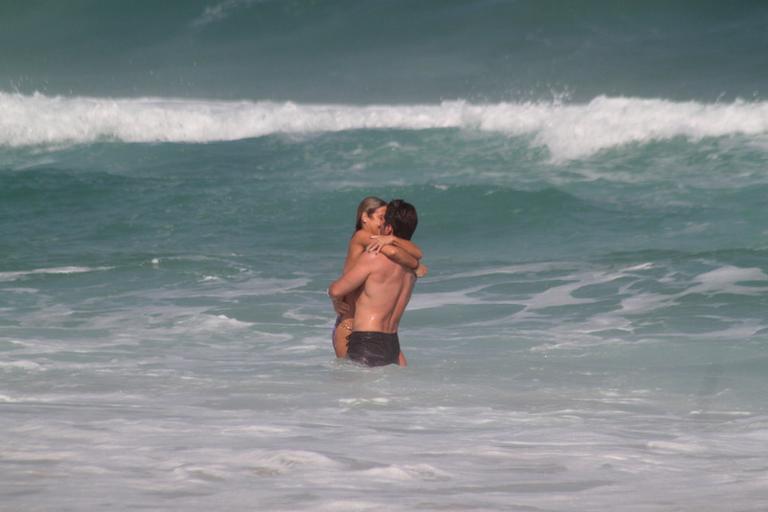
[{"x1": 2, "y1": 2, "x2": 768, "y2": 511}]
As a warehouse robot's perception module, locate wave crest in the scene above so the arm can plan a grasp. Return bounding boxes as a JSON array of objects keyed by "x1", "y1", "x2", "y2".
[{"x1": 2, "y1": 92, "x2": 768, "y2": 159}]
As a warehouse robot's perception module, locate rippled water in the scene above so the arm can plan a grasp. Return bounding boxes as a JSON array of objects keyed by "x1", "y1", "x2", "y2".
[{"x1": 3, "y1": 1, "x2": 768, "y2": 510}]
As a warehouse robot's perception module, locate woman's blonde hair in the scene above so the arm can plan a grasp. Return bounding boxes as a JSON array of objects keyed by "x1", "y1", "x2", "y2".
[{"x1": 355, "y1": 196, "x2": 387, "y2": 231}]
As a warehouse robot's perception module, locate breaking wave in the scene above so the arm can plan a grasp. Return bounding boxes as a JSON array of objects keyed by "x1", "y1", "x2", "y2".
[{"x1": 3, "y1": 91, "x2": 768, "y2": 160}]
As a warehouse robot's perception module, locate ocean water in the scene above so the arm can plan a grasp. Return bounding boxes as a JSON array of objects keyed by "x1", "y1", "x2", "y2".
[{"x1": 2, "y1": 2, "x2": 768, "y2": 511}]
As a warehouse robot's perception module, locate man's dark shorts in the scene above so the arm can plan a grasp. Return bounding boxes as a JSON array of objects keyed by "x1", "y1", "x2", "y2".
[{"x1": 347, "y1": 331, "x2": 400, "y2": 367}]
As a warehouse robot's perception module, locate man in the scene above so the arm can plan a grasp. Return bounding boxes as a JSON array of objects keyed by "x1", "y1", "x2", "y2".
[{"x1": 328, "y1": 200, "x2": 418, "y2": 367}]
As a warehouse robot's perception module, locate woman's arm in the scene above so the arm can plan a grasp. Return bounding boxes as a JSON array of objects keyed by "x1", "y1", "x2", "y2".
[
  {"x1": 343, "y1": 230, "x2": 371, "y2": 273},
  {"x1": 380, "y1": 245, "x2": 419, "y2": 270},
  {"x1": 369, "y1": 235, "x2": 427, "y2": 276},
  {"x1": 367, "y1": 235, "x2": 422, "y2": 260},
  {"x1": 381, "y1": 246, "x2": 428, "y2": 276}
]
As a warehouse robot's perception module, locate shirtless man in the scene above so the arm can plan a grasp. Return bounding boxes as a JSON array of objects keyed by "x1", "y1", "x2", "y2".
[{"x1": 328, "y1": 200, "x2": 418, "y2": 367}]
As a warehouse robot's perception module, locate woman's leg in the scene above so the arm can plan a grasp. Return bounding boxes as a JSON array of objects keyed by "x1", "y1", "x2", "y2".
[{"x1": 333, "y1": 316, "x2": 354, "y2": 358}]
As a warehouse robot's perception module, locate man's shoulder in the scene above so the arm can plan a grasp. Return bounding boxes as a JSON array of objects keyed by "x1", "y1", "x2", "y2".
[
  {"x1": 351, "y1": 251, "x2": 382, "y2": 269},
  {"x1": 360, "y1": 251, "x2": 385, "y2": 263},
  {"x1": 369, "y1": 252, "x2": 405, "y2": 276},
  {"x1": 354, "y1": 251, "x2": 391, "y2": 269}
]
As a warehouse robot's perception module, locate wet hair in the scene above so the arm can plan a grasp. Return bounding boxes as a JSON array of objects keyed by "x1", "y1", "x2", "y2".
[
  {"x1": 355, "y1": 196, "x2": 387, "y2": 231},
  {"x1": 384, "y1": 199, "x2": 418, "y2": 240}
]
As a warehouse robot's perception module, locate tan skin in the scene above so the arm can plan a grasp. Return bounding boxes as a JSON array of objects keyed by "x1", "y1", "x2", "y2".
[
  {"x1": 329, "y1": 249, "x2": 416, "y2": 367},
  {"x1": 332, "y1": 205, "x2": 426, "y2": 364}
]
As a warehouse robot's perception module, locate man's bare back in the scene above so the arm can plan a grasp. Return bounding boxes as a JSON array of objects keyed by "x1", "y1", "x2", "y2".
[
  {"x1": 328, "y1": 252, "x2": 415, "y2": 332},
  {"x1": 352, "y1": 252, "x2": 415, "y2": 333},
  {"x1": 328, "y1": 252, "x2": 414, "y2": 366}
]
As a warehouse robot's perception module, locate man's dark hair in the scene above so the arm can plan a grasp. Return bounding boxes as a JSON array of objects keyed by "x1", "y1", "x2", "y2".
[{"x1": 384, "y1": 199, "x2": 418, "y2": 240}]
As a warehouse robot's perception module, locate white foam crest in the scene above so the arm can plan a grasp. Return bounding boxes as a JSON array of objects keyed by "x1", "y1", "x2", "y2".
[
  {"x1": 0, "y1": 266, "x2": 112, "y2": 282},
  {"x1": 248, "y1": 450, "x2": 344, "y2": 474},
  {"x1": 4, "y1": 287, "x2": 38, "y2": 294},
  {"x1": 136, "y1": 276, "x2": 310, "y2": 300},
  {"x1": 619, "y1": 265, "x2": 768, "y2": 315},
  {"x1": 220, "y1": 425, "x2": 291, "y2": 436},
  {"x1": 283, "y1": 308, "x2": 328, "y2": 322},
  {"x1": 338, "y1": 397, "x2": 390, "y2": 406},
  {"x1": 360, "y1": 463, "x2": 451, "y2": 481},
  {"x1": 5, "y1": 92, "x2": 768, "y2": 160},
  {"x1": 618, "y1": 291, "x2": 673, "y2": 315},
  {"x1": 407, "y1": 285, "x2": 497, "y2": 310},
  {"x1": 513, "y1": 268, "x2": 633, "y2": 318},
  {"x1": 171, "y1": 463, "x2": 230, "y2": 482},
  {"x1": 686, "y1": 266, "x2": 768, "y2": 296},
  {"x1": 517, "y1": 280, "x2": 596, "y2": 311},
  {"x1": 0, "y1": 360, "x2": 43, "y2": 371},
  {"x1": 427, "y1": 261, "x2": 573, "y2": 283},
  {"x1": 175, "y1": 313, "x2": 254, "y2": 333},
  {"x1": 646, "y1": 441, "x2": 710, "y2": 455}
]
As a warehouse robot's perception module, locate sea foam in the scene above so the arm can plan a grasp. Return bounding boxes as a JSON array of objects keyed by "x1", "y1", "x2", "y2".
[
  {"x1": 3, "y1": 92, "x2": 768, "y2": 160},
  {"x1": 0, "y1": 266, "x2": 112, "y2": 282}
]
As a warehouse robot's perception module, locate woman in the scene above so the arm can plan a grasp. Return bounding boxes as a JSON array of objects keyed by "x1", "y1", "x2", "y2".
[{"x1": 332, "y1": 197, "x2": 426, "y2": 364}]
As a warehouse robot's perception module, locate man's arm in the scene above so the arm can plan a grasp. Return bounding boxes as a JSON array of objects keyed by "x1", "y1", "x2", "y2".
[{"x1": 328, "y1": 253, "x2": 377, "y2": 299}]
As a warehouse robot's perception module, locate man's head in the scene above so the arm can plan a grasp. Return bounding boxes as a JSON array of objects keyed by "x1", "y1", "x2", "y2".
[{"x1": 383, "y1": 199, "x2": 418, "y2": 240}]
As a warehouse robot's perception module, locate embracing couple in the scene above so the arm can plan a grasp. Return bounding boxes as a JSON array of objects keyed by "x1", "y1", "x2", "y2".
[{"x1": 328, "y1": 197, "x2": 425, "y2": 367}]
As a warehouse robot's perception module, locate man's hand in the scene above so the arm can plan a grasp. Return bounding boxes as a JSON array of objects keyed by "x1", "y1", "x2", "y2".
[
  {"x1": 366, "y1": 235, "x2": 395, "y2": 254},
  {"x1": 415, "y1": 264, "x2": 429, "y2": 278}
]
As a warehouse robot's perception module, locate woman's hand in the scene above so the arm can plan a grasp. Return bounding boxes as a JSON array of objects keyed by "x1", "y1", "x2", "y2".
[
  {"x1": 331, "y1": 298, "x2": 351, "y2": 316},
  {"x1": 366, "y1": 235, "x2": 395, "y2": 254}
]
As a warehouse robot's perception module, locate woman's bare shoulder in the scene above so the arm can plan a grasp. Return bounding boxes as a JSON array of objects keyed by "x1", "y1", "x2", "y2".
[{"x1": 349, "y1": 229, "x2": 370, "y2": 245}]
